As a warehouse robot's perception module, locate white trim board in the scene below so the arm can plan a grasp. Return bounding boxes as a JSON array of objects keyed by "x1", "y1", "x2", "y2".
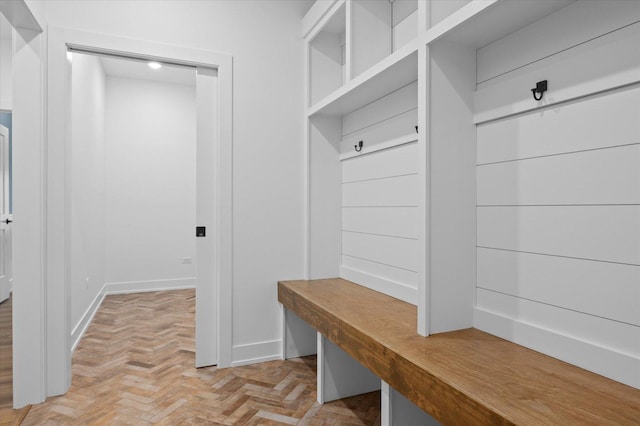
[
  {"x1": 340, "y1": 266, "x2": 417, "y2": 305},
  {"x1": 71, "y1": 286, "x2": 106, "y2": 353},
  {"x1": 231, "y1": 340, "x2": 282, "y2": 367},
  {"x1": 474, "y1": 22, "x2": 640, "y2": 124},
  {"x1": 474, "y1": 308, "x2": 640, "y2": 389},
  {"x1": 340, "y1": 134, "x2": 417, "y2": 161},
  {"x1": 104, "y1": 278, "x2": 196, "y2": 295}
]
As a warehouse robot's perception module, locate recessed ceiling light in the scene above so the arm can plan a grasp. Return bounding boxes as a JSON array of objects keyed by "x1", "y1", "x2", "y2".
[{"x1": 148, "y1": 61, "x2": 162, "y2": 70}]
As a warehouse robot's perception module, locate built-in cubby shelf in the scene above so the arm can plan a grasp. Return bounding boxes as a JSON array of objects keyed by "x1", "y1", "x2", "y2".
[
  {"x1": 423, "y1": 0, "x2": 575, "y2": 47},
  {"x1": 309, "y1": 2, "x2": 346, "y2": 106},
  {"x1": 351, "y1": 0, "x2": 418, "y2": 78},
  {"x1": 294, "y1": 1, "x2": 638, "y2": 421},
  {"x1": 307, "y1": 42, "x2": 417, "y2": 117}
]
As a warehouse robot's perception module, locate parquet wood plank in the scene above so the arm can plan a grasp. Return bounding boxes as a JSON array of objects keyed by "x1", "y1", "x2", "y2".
[
  {"x1": 0, "y1": 296, "x2": 32, "y2": 426},
  {"x1": 21, "y1": 289, "x2": 379, "y2": 425},
  {"x1": 279, "y1": 278, "x2": 640, "y2": 426}
]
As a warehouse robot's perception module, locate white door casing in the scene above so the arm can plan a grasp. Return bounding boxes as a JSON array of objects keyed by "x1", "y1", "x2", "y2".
[
  {"x1": 39, "y1": 26, "x2": 234, "y2": 402},
  {"x1": 0, "y1": 124, "x2": 10, "y2": 303},
  {"x1": 195, "y1": 66, "x2": 219, "y2": 367}
]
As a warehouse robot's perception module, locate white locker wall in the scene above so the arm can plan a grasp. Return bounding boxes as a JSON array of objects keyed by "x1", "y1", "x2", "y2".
[
  {"x1": 474, "y1": 10, "x2": 640, "y2": 389},
  {"x1": 339, "y1": 81, "x2": 419, "y2": 304}
]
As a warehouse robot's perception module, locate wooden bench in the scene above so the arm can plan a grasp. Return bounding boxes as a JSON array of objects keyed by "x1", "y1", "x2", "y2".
[{"x1": 278, "y1": 278, "x2": 640, "y2": 425}]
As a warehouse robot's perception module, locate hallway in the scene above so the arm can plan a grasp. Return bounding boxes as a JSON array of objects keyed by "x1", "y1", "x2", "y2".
[{"x1": 20, "y1": 290, "x2": 380, "y2": 424}]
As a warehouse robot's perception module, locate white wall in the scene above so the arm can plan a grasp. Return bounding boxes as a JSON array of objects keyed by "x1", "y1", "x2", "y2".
[
  {"x1": 70, "y1": 53, "x2": 106, "y2": 335},
  {"x1": 474, "y1": 2, "x2": 640, "y2": 389},
  {"x1": 0, "y1": 18, "x2": 12, "y2": 110},
  {"x1": 104, "y1": 76, "x2": 196, "y2": 289},
  {"x1": 41, "y1": 0, "x2": 311, "y2": 364}
]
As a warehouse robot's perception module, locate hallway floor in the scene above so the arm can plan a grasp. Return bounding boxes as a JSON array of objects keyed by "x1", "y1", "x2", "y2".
[
  {"x1": 20, "y1": 289, "x2": 380, "y2": 425},
  {"x1": 0, "y1": 296, "x2": 31, "y2": 426}
]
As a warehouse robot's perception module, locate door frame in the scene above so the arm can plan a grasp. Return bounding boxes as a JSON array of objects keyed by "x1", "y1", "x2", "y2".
[
  {"x1": 0, "y1": 124, "x2": 9, "y2": 303},
  {"x1": 45, "y1": 27, "x2": 233, "y2": 397},
  {"x1": 1, "y1": 0, "x2": 46, "y2": 408}
]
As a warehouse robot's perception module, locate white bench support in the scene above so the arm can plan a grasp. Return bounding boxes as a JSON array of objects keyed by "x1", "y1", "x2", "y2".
[
  {"x1": 381, "y1": 381, "x2": 440, "y2": 426},
  {"x1": 317, "y1": 332, "x2": 380, "y2": 403},
  {"x1": 282, "y1": 307, "x2": 317, "y2": 359}
]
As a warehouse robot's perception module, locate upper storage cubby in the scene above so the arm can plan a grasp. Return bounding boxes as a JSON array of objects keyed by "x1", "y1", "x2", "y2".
[
  {"x1": 309, "y1": 3, "x2": 346, "y2": 106},
  {"x1": 424, "y1": 0, "x2": 575, "y2": 47},
  {"x1": 351, "y1": 0, "x2": 418, "y2": 78}
]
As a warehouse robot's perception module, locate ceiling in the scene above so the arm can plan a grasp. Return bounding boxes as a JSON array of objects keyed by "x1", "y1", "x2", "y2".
[{"x1": 96, "y1": 53, "x2": 196, "y2": 87}]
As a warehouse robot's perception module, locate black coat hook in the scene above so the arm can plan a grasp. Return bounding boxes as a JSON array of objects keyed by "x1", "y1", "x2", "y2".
[
  {"x1": 531, "y1": 80, "x2": 547, "y2": 101},
  {"x1": 355, "y1": 140, "x2": 363, "y2": 152}
]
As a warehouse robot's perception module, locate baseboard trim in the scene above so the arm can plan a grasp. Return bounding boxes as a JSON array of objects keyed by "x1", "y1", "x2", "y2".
[
  {"x1": 104, "y1": 278, "x2": 196, "y2": 295},
  {"x1": 340, "y1": 266, "x2": 417, "y2": 305},
  {"x1": 474, "y1": 307, "x2": 640, "y2": 389},
  {"x1": 231, "y1": 340, "x2": 282, "y2": 367},
  {"x1": 71, "y1": 285, "x2": 106, "y2": 353}
]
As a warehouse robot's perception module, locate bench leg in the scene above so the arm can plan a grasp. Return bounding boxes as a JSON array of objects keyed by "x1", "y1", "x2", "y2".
[
  {"x1": 282, "y1": 307, "x2": 317, "y2": 359},
  {"x1": 317, "y1": 333, "x2": 381, "y2": 403},
  {"x1": 381, "y1": 380, "x2": 440, "y2": 425}
]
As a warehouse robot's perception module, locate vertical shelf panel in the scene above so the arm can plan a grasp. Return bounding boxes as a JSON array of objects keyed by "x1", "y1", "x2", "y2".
[
  {"x1": 309, "y1": 3, "x2": 347, "y2": 105},
  {"x1": 351, "y1": 0, "x2": 392, "y2": 78},
  {"x1": 426, "y1": 41, "x2": 476, "y2": 335},
  {"x1": 351, "y1": 0, "x2": 418, "y2": 79},
  {"x1": 392, "y1": 0, "x2": 419, "y2": 51},
  {"x1": 309, "y1": 115, "x2": 342, "y2": 279}
]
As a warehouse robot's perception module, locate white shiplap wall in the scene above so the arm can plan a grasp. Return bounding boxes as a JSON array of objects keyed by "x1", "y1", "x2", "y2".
[
  {"x1": 474, "y1": 9, "x2": 640, "y2": 389},
  {"x1": 340, "y1": 81, "x2": 418, "y2": 304}
]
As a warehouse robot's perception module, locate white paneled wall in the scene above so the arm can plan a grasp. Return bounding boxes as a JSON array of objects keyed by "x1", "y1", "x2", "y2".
[
  {"x1": 474, "y1": 16, "x2": 640, "y2": 388},
  {"x1": 340, "y1": 81, "x2": 417, "y2": 154},
  {"x1": 339, "y1": 81, "x2": 418, "y2": 304}
]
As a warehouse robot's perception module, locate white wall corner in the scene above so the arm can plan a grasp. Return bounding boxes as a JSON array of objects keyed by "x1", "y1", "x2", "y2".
[{"x1": 71, "y1": 284, "x2": 106, "y2": 352}]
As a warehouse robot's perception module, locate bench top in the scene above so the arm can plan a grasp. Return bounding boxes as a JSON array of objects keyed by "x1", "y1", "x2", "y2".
[{"x1": 278, "y1": 278, "x2": 640, "y2": 425}]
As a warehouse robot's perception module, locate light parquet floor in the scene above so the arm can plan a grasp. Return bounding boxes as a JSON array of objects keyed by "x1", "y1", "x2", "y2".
[
  {"x1": 0, "y1": 295, "x2": 31, "y2": 426},
  {"x1": 21, "y1": 289, "x2": 380, "y2": 425}
]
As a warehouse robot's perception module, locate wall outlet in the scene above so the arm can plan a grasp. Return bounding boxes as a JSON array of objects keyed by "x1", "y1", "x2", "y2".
[
  {"x1": 85, "y1": 277, "x2": 90, "y2": 289},
  {"x1": 182, "y1": 257, "x2": 193, "y2": 264}
]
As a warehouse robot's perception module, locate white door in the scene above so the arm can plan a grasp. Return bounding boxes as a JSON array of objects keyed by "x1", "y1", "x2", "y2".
[
  {"x1": 0, "y1": 124, "x2": 11, "y2": 303},
  {"x1": 195, "y1": 67, "x2": 218, "y2": 367}
]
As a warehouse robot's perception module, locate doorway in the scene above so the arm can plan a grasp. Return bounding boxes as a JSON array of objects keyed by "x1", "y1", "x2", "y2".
[
  {"x1": 0, "y1": 124, "x2": 10, "y2": 305},
  {"x1": 8, "y1": 26, "x2": 233, "y2": 407},
  {"x1": 64, "y1": 44, "x2": 226, "y2": 370},
  {"x1": 68, "y1": 50, "x2": 203, "y2": 354}
]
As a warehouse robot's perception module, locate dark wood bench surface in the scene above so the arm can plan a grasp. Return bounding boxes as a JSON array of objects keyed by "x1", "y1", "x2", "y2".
[{"x1": 278, "y1": 278, "x2": 640, "y2": 425}]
